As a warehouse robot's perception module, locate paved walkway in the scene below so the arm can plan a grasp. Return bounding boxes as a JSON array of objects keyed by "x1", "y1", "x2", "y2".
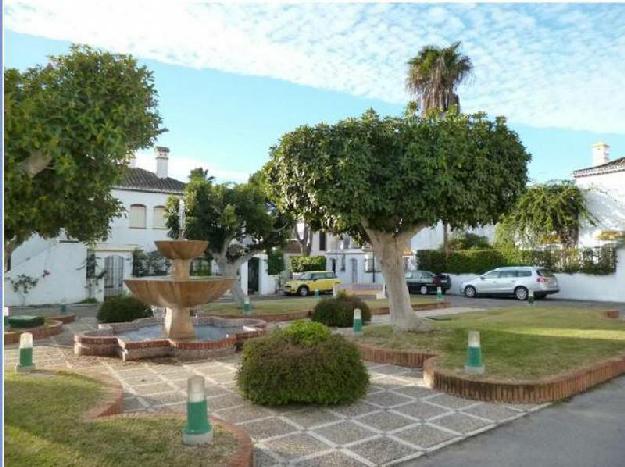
[{"x1": 4, "y1": 318, "x2": 547, "y2": 466}]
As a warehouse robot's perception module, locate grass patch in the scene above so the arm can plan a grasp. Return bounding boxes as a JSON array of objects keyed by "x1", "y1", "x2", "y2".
[
  {"x1": 359, "y1": 307, "x2": 625, "y2": 381},
  {"x1": 5, "y1": 372, "x2": 238, "y2": 467},
  {"x1": 201, "y1": 296, "x2": 436, "y2": 316}
]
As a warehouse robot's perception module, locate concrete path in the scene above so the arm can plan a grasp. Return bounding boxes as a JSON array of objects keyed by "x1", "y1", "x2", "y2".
[{"x1": 404, "y1": 376, "x2": 625, "y2": 467}]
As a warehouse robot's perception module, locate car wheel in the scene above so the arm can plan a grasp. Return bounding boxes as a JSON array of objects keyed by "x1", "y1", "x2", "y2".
[
  {"x1": 297, "y1": 286, "x2": 309, "y2": 297},
  {"x1": 515, "y1": 286, "x2": 529, "y2": 301},
  {"x1": 464, "y1": 286, "x2": 477, "y2": 298},
  {"x1": 420, "y1": 285, "x2": 428, "y2": 295}
]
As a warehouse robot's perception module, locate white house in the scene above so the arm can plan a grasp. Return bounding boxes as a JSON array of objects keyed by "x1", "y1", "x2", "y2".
[{"x1": 573, "y1": 142, "x2": 625, "y2": 247}]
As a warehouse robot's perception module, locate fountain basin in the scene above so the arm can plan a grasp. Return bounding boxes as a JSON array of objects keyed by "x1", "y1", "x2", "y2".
[
  {"x1": 155, "y1": 240, "x2": 208, "y2": 260},
  {"x1": 125, "y1": 277, "x2": 234, "y2": 308},
  {"x1": 74, "y1": 316, "x2": 267, "y2": 361}
]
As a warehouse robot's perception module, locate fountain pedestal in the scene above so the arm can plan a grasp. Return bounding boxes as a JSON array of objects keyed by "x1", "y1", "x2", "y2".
[{"x1": 125, "y1": 240, "x2": 234, "y2": 341}]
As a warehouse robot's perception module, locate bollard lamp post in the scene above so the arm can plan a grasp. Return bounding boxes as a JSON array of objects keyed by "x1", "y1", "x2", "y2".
[
  {"x1": 16, "y1": 332, "x2": 35, "y2": 372},
  {"x1": 436, "y1": 286, "x2": 443, "y2": 301},
  {"x1": 353, "y1": 308, "x2": 363, "y2": 336},
  {"x1": 243, "y1": 296, "x2": 252, "y2": 315},
  {"x1": 464, "y1": 330, "x2": 484, "y2": 374},
  {"x1": 182, "y1": 375, "x2": 213, "y2": 445},
  {"x1": 528, "y1": 289, "x2": 535, "y2": 306}
]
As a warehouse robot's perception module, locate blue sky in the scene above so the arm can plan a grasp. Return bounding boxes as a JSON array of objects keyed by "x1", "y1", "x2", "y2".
[{"x1": 5, "y1": 2, "x2": 625, "y2": 183}]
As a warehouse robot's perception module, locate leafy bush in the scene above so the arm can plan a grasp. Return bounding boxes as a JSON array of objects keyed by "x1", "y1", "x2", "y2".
[
  {"x1": 290, "y1": 255, "x2": 326, "y2": 273},
  {"x1": 97, "y1": 296, "x2": 153, "y2": 323},
  {"x1": 311, "y1": 292, "x2": 372, "y2": 327},
  {"x1": 447, "y1": 232, "x2": 491, "y2": 250},
  {"x1": 267, "y1": 248, "x2": 285, "y2": 275},
  {"x1": 417, "y1": 246, "x2": 617, "y2": 275},
  {"x1": 237, "y1": 321, "x2": 368, "y2": 405}
]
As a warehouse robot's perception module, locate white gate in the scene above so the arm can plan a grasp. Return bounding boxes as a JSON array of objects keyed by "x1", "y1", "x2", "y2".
[{"x1": 103, "y1": 255, "x2": 125, "y2": 299}]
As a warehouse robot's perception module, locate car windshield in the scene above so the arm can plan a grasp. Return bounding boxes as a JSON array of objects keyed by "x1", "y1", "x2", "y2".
[
  {"x1": 298, "y1": 273, "x2": 312, "y2": 280},
  {"x1": 421, "y1": 271, "x2": 435, "y2": 279}
]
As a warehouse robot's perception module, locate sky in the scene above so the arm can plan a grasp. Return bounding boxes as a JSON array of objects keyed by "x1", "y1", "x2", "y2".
[{"x1": 4, "y1": 1, "x2": 625, "y2": 184}]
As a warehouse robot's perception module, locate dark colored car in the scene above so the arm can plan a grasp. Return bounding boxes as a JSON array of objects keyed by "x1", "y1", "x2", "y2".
[{"x1": 406, "y1": 270, "x2": 451, "y2": 295}]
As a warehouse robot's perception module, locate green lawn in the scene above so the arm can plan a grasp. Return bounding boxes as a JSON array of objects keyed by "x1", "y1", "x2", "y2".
[
  {"x1": 201, "y1": 296, "x2": 437, "y2": 316},
  {"x1": 359, "y1": 307, "x2": 625, "y2": 380},
  {"x1": 5, "y1": 372, "x2": 238, "y2": 467}
]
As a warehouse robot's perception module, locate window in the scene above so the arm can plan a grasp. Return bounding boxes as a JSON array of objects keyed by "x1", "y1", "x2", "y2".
[
  {"x1": 318, "y1": 232, "x2": 327, "y2": 251},
  {"x1": 499, "y1": 271, "x2": 518, "y2": 278},
  {"x1": 340, "y1": 254, "x2": 346, "y2": 271},
  {"x1": 364, "y1": 254, "x2": 382, "y2": 272},
  {"x1": 129, "y1": 204, "x2": 147, "y2": 229},
  {"x1": 518, "y1": 270, "x2": 532, "y2": 277},
  {"x1": 537, "y1": 269, "x2": 555, "y2": 277},
  {"x1": 483, "y1": 270, "x2": 500, "y2": 279},
  {"x1": 153, "y1": 206, "x2": 167, "y2": 229}
]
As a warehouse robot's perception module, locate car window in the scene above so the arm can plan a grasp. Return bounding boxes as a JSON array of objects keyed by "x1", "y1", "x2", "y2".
[
  {"x1": 499, "y1": 271, "x2": 517, "y2": 278},
  {"x1": 518, "y1": 270, "x2": 532, "y2": 277},
  {"x1": 483, "y1": 271, "x2": 500, "y2": 279},
  {"x1": 299, "y1": 273, "x2": 311, "y2": 280},
  {"x1": 537, "y1": 269, "x2": 555, "y2": 277},
  {"x1": 421, "y1": 271, "x2": 435, "y2": 279},
  {"x1": 324, "y1": 272, "x2": 334, "y2": 279}
]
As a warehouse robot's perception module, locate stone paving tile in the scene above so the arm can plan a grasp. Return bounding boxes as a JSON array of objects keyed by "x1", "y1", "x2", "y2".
[
  {"x1": 294, "y1": 450, "x2": 368, "y2": 466},
  {"x1": 281, "y1": 408, "x2": 342, "y2": 428},
  {"x1": 132, "y1": 382, "x2": 176, "y2": 395},
  {"x1": 313, "y1": 420, "x2": 377, "y2": 445},
  {"x1": 462, "y1": 403, "x2": 524, "y2": 422},
  {"x1": 239, "y1": 417, "x2": 299, "y2": 441},
  {"x1": 206, "y1": 393, "x2": 245, "y2": 410},
  {"x1": 328, "y1": 401, "x2": 380, "y2": 418},
  {"x1": 431, "y1": 413, "x2": 493, "y2": 434},
  {"x1": 425, "y1": 393, "x2": 478, "y2": 410},
  {"x1": 347, "y1": 436, "x2": 420, "y2": 465},
  {"x1": 123, "y1": 397, "x2": 148, "y2": 412},
  {"x1": 216, "y1": 404, "x2": 275, "y2": 424},
  {"x1": 254, "y1": 447, "x2": 284, "y2": 467},
  {"x1": 356, "y1": 411, "x2": 416, "y2": 432},
  {"x1": 263, "y1": 432, "x2": 332, "y2": 462},
  {"x1": 394, "y1": 424, "x2": 460, "y2": 449},
  {"x1": 397, "y1": 401, "x2": 450, "y2": 421},
  {"x1": 366, "y1": 391, "x2": 413, "y2": 408}
]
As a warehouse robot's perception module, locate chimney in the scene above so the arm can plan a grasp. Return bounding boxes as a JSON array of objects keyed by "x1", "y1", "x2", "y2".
[
  {"x1": 592, "y1": 142, "x2": 609, "y2": 167},
  {"x1": 155, "y1": 146, "x2": 169, "y2": 178}
]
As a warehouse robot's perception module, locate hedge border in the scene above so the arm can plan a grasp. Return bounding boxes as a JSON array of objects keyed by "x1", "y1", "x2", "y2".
[{"x1": 356, "y1": 336, "x2": 625, "y2": 403}]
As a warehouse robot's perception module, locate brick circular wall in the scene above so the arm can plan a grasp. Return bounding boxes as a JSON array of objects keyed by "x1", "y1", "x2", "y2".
[{"x1": 4, "y1": 319, "x2": 64, "y2": 345}]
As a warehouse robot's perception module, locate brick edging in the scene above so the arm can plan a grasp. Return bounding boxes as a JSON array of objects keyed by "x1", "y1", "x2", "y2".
[
  {"x1": 357, "y1": 342, "x2": 625, "y2": 403},
  {"x1": 4, "y1": 319, "x2": 64, "y2": 345},
  {"x1": 49, "y1": 314, "x2": 76, "y2": 324}
]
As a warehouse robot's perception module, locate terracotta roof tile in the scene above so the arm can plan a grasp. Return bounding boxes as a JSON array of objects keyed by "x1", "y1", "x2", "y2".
[
  {"x1": 114, "y1": 167, "x2": 185, "y2": 193},
  {"x1": 573, "y1": 156, "x2": 625, "y2": 178}
]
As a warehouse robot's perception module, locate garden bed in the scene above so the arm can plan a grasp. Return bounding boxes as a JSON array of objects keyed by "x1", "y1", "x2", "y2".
[
  {"x1": 355, "y1": 307, "x2": 625, "y2": 402},
  {"x1": 5, "y1": 371, "x2": 252, "y2": 467},
  {"x1": 4, "y1": 318, "x2": 64, "y2": 345}
]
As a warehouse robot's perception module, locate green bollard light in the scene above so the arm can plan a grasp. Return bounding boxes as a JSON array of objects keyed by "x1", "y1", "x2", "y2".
[
  {"x1": 464, "y1": 330, "x2": 484, "y2": 375},
  {"x1": 528, "y1": 289, "x2": 535, "y2": 306},
  {"x1": 16, "y1": 332, "x2": 35, "y2": 372},
  {"x1": 353, "y1": 308, "x2": 363, "y2": 336},
  {"x1": 60, "y1": 304, "x2": 67, "y2": 314},
  {"x1": 315, "y1": 289, "x2": 320, "y2": 298},
  {"x1": 436, "y1": 286, "x2": 443, "y2": 301},
  {"x1": 243, "y1": 296, "x2": 252, "y2": 315},
  {"x1": 4, "y1": 306, "x2": 9, "y2": 328},
  {"x1": 182, "y1": 376, "x2": 213, "y2": 445}
]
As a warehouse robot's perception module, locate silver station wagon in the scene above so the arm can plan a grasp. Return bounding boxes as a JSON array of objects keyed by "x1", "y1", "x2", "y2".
[{"x1": 461, "y1": 266, "x2": 560, "y2": 301}]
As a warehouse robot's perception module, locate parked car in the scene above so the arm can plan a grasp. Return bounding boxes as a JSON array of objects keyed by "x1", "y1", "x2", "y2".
[
  {"x1": 461, "y1": 266, "x2": 559, "y2": 300},
  {"x1": 283, "y1": 271, "x2": 341, "y2": 296},
  {"x1": 406, "y1": 270, "x2": 451, "y2": 295}
]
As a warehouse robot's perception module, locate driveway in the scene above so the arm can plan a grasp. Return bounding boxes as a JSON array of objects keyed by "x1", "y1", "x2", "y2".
[{"x1": 404, "y1": 376, "x2": 625, "y2": 467}]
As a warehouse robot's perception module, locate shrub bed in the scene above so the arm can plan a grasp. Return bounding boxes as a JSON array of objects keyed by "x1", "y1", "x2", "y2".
[
  {"x1": 237, "y1": 321, "x2": 368, "y2": 405},
  {"x1": 311, "y1": 293, "x2": 372, "y2": 327},
  {"x1": 97, "y1": 296, "x2": 153, "y2": 323},
  {"x1": 289, "y1": 255, "x2": 327, "y2": 273}
]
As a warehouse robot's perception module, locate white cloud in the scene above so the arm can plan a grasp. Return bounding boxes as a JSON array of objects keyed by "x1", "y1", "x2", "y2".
[
  {"x1": 134, "y1": 150, "x2": 249, "y2": 184},
  {"x1": 5, "y1": 1, "x2": 625, "y2": 133}
]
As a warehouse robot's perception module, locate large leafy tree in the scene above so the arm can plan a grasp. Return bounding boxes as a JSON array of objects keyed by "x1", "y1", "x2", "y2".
[
  {"x1": 265, "y1": 110, "x2": 530, "y2": 331},
  {"x1": 167, "y1": 171, "x2": 293, "y2": 304},
  {"x1": 406, "y1": 41, "x2": 473, "y2": 253},
  {"x1": 4, "y1": 45, "x2": 162, "y2": 269},
  {"x1": 497, "y1": 180, "x2": 595, "y2": 247}
]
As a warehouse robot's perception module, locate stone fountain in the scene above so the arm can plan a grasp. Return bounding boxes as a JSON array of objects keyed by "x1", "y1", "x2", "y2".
[{"x1": 74, "y1": 201, "x2": 267, "y2": 361}]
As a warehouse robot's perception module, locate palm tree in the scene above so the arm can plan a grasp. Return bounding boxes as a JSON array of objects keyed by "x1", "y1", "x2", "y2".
[{"x1": 406, "y1": 41, "x2": 472, "y2": 254}]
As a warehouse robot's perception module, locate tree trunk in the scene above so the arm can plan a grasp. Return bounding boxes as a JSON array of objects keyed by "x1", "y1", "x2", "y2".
[
  {"x1": 295, "y1": 224, "x2": 311, "y2": 256},
  {"x1": 4, "y1": 238, "x2": 18, "y2": 272},
  {"x1": 215, "y1": 253, "x2": 256, "y2": 306},
  {"x1": 442, "y1": 221, "x2": 450, "y2": 257},
  {"x1": 365, "y1": 227, "x2": 431, "y2": 332}
]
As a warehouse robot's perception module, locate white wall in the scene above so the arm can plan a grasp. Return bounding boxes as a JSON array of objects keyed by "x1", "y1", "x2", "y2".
[
  {"x1": 5, "y1": 239, "x2": 88, "y2": 306},
  {"x1": 410, "y1": 222, "x2": 496, "y2": 251},
  {"x1": 576, "y1": 172, "x2": 625, "y2": 247}
]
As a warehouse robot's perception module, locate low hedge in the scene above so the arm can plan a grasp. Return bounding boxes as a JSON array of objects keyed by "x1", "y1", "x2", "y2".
[
  {"x1": 311, "y1": 293, "x2": 372, "y2": 327},
  {"x1": 237, "y1": 321, "x2": 368, "y2": 405},
  {"x1": 417, "y1": 246, "x2": 617, "y2": 275},
  {"x1": 290, "y1": 255, "x2": 327, "y2": 273},
  {"x1": 97, "y1": 296, "x2": 153, "y2": 323}
]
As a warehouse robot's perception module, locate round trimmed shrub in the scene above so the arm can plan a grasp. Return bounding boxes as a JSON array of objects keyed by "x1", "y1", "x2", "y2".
[
  {"x1": 97, "y1": 296, "x2": 153, "y2": 323},
  {"x1": 311, "y1": 293, "x2": 372, "y2": 327},
  {"x1": 237, "y1": 321, "x2": 369, "y2": 405},
  {"x1": 8, "y1": 315, "x2": 45, "y2": 329}
]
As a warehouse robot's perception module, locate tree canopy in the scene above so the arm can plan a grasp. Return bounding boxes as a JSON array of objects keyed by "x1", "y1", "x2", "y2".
[
  {"x1": 166, "y1": 170, "x2": 293, "y2": 303},
  {"x1": 4, "y1": 45, "x2": 162, "y2": 263},
  {"x1": 265, "y1": 110, "x2": 530, "y2": 330},
  {"x1": 496, "y1": 180, "x2": 595, "y2": 247}
]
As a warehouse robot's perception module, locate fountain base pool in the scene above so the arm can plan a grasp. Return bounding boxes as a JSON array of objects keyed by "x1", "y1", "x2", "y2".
[{"x1": 74, "y1": 315, "x2": 267, "y2": 361}]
